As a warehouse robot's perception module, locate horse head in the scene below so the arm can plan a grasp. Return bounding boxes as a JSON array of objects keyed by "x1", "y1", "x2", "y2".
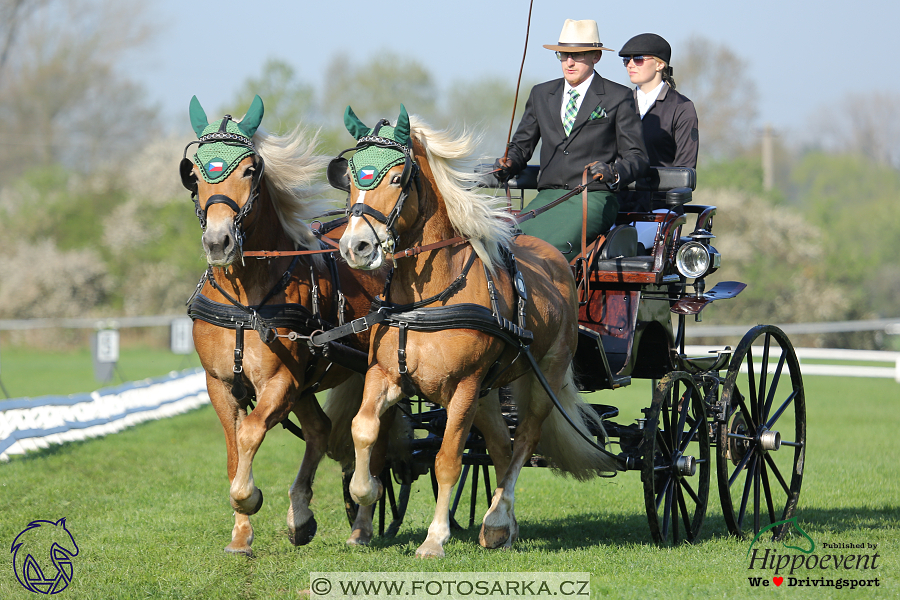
[
  {"x1": 180, "y1": 95, "x2": 265, "y2": 267},
  {"x1": 334, "y1": 105, "x2": 420, "y2": 270}
]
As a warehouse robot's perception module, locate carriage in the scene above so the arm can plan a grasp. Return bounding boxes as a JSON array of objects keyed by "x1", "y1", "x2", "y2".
[
  {"x1": 183, "y1": 99, "x2": 805, "y2": 556},
  {"x1": 327, "y1": 162, "x2": 806, "y2": 547}
]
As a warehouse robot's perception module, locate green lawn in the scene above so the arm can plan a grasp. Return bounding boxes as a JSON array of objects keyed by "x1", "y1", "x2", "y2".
[
  {"x1": 0, "y1": 346, "x2": 202, "y2": 399},
  {"x1": 1, "y1": 375, "x2": 897, "y2": 598}
]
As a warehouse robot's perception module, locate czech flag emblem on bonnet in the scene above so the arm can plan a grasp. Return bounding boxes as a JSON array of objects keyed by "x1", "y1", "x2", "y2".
[{"x1": 360, "y1": 168, "x2": 376, "y2": 181}]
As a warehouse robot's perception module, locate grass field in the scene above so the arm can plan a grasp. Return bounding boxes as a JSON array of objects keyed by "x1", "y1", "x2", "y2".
[
  {"x1": 0, "y1": 346, "x2": 202, "y2": 399},
  {"x1": 1, "y1": 369, "x2": 898, "y2": 598}
]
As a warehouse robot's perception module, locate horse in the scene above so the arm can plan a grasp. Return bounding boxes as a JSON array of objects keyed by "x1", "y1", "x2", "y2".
[
  {"x1": 180, "y1": 95, "x2": 395, "y2": 555},
  {"x1": 333, "y1": 105, "x2": 619, "y2": 557}
]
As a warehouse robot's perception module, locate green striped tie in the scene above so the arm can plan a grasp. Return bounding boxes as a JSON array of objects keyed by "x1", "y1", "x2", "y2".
[{"x1": 563, "y1": 89, "x2": 579, "y2": 136}]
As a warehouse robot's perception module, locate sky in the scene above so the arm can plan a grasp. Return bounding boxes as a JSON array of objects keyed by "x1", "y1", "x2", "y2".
[{"x1": 142, "y1": 0, "x2": 898, "y2": 141}]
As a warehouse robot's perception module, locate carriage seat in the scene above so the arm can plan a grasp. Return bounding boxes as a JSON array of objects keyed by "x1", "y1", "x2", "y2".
[
  {"x1": 490, "y1": 165, "x2": 697, "y2": 195},
  {"x1": 591, "y1": 224, "x2": 655, "y2": 272}
]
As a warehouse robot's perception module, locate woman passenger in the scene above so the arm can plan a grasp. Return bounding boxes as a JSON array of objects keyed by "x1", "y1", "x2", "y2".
[{"x1": 618, "y1": 33, "x2": 698, "y2": 212}]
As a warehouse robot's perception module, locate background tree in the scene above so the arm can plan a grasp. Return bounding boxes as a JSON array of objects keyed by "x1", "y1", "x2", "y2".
[
  {"x1": 676, "y1": 36, "x2": 759, "y2": 161},
  {"x1": 225, "y1": 58, "x2": 317, "y2": 135},
  {"x1": 0, "y1": 0, "x2": 156, "y2": 183},
  {"x1": 320, "y1": 50, "x2": 436, "y2": 152},
  {"x1": 806, "y1": 92, "x2": 900, "y2": 169}
]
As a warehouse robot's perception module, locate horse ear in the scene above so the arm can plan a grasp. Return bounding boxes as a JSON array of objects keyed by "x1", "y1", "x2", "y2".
[
  {"x1": 395, "y1": 104, "x2": 411, "y2": 147},
  {"x1": 237, "y1": 95, "x2": 264, "y2": 138},
  {"x1": 189, "y1": 95, "x2": 209, "y2": 138},
  {"x1": 344, "y1": 106, "x2": 369, "y2": 140}
]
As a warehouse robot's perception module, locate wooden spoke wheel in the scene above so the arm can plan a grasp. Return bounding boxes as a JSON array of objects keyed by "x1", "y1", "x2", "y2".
[
  {"x1": 717, "y1": 325, "x2": 806, "y2": 540},
  {"x1": 641, "y1": 372, "x2": 711, "y2": 544}
]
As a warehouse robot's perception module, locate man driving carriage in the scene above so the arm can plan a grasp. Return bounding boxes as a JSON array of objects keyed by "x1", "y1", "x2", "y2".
[{"x1": 494, "y1": 19, "x2": 649, "y2": 255}]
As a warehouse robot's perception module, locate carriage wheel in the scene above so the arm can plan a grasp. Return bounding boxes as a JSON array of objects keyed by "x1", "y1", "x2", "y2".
[
  {"x1": 641, "y1": 372, "x2": 711, "y2": 544},
  {"x1": 717, "y1": 325, "x2": 806, "y2": 540}
]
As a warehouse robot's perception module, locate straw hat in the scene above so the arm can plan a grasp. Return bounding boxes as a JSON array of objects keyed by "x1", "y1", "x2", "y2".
[{"x1": 543, "y1": 19, "x2": 613, "y2": 53}]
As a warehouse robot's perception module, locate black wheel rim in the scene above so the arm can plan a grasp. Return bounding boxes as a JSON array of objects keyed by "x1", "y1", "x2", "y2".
[
  {"x1": 717, "y1": 325, "x2": 806, "y2": 539},
  {"x1": 642, "y1": 372, "x2": 710, "y2": 544}
]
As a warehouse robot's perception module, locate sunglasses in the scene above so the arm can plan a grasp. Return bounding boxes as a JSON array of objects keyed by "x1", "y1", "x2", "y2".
[
  {"x1": 555, "y1": 51, "x2": 593, "y2": 62},
  {"x1": 622, "y1": 55, "x2": 655, "y2": 67}
]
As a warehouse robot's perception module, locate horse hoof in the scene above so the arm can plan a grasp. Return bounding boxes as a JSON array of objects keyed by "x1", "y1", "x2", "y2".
[
  {"x1": 415, "y1": 542, "x2": 445, "y2": 559},
  {"x1": 289, "y1": 516, "x2": 318, "y2": 546},
  {"x1": 224, "y1": 543, "x2": 253, "y2": 557},
  {"x1": 479, "y1": 524, "x2": 511, "y2": 549},
  {"x1": 346, "y1": 529, "x2": 373, "y2": 546}
]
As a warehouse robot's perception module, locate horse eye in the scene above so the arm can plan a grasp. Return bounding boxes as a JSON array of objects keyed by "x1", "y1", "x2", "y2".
[
  {"x1": 243, "y1": 166, "x2": 256, "y2": 178},
  {"x1": 390, "y1": 174, "x2": 401, "y2": 185}
]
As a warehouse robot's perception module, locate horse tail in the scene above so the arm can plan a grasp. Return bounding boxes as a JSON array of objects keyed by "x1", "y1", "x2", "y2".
[
  {"x1": 323, "y1": 373, "x2": 365, "y2": 466},
  {"x1": 535, "y1": 364, "x2": 619, "y2": 480}
]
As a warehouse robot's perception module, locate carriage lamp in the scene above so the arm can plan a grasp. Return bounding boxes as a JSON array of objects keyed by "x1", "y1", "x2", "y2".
[{"x1": 675, "y1": 230, "x2": 720, "y2": 280}]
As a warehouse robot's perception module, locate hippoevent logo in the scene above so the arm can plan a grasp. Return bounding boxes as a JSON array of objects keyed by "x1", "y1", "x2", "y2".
[
  {"x1": 746, "y1": 517, "x2": 881, "y2": 590},
  {"x1": 11, "y1": 518, "x2": 79, "y2": 594}
]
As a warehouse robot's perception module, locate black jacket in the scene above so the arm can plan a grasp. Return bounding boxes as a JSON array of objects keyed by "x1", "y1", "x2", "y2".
[
  {"x1": 506, "y1": 72, "x2": 648, "y2": 191},
  {"x1": 634, "y1": 83, "x2": 698, "y2": 168}
]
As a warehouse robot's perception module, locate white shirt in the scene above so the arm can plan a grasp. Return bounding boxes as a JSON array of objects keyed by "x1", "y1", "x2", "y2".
[
  {"x1": 560, "y1": 73, "x2": 595, "y2": 124},
  {"x1": 636, "y1": 81, "x2": 666, "y2": 119}
]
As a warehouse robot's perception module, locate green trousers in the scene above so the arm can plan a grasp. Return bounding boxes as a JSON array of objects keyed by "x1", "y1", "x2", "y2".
[{"x1": 518, "y1": 189, "x2": 619, "y2": 256}]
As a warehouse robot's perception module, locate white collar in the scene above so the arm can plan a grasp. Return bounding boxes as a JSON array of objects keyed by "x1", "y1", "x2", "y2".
[{"x1": 636, "y1": 81, "x2": 666, "y2": 118}]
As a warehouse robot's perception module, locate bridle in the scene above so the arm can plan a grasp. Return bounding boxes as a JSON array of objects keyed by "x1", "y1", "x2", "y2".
[
  {"x1": 179, "y1": 118, "x2": 266, "y2": 256},
  {"x1": 327, "y1": 122, "x2": 419, "y2": 261}
]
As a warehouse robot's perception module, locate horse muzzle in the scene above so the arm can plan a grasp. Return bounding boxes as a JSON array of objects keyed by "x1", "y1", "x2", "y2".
[
  {"x1": 202, "y1": 221, "x2": 239, "y2": 266},
  {"x1": 339, "y1": 228, "x2": 384, "y2": 270}
]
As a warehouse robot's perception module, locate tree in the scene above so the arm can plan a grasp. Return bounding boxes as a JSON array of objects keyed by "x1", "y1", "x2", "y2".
[
  {"x1": 792, "y1": 151, "x2": 900, "y2": 318},
  {"x1": 0, "y1": 0, "x2": 156, "y2": 182},
  {"x1": 441, "y1": 76, "x2": 533, "y2": 159},
  {"x1": 806, "y1": 92, "x2": 900, "y2": 168},
  {"x1": 226, "y1": 59, "x2": 317, "y2": 134},
  {"x1": 675, "y1": 36, "x2": 759, "y2": 160},
  {"x1": 321, "y1": 50, "x2": 436, "y2": 128}
]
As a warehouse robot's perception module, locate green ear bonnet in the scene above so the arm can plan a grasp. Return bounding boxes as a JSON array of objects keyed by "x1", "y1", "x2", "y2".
[
  {"x1": 186, "y1": 95, "x2": 264, "y2": 184},
  {"x1": 341, "y1": 105, "x2": 415, "y2": 191}
]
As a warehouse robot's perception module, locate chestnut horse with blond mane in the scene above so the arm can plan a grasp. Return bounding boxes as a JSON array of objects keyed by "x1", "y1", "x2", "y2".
[
  {"x1": 181, "y1": 96, "x2": 391, "y2": 555},
  {"x1": 334, "y1": 106, "x2": 619, "y2": 558}
]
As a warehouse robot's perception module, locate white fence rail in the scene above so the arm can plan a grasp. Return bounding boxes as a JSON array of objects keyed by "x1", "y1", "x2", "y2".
[
  {"x1": 685, "y1": 346, "x2": 900, "y2": 382},
  {"x1": 0, "y1": 369, "x2": 210, "y2": 462},
  {"x1": 2, "y1": 345, "x2": 896, "y2": 462}
]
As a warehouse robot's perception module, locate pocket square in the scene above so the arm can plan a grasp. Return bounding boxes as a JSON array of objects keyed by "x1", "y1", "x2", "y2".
[{"x1": 589, "y1": 104, "x2": 607, "y2": 120}]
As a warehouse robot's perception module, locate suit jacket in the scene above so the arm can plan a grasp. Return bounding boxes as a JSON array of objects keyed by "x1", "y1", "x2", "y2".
[
  {"x1": 634, "y1": 83, "x2": 698, "y2": 168},
  {"x1": 506, "y1": 72, "x2": 648, "y2": 191}
]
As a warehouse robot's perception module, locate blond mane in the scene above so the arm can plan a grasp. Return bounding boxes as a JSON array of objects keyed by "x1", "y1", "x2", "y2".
[
  {"x1": 409, "y1": 116, "x2": 516, "y2": 270},
  {"x1": 252, "y1": 125, "x2": 334, "y2": 263}
]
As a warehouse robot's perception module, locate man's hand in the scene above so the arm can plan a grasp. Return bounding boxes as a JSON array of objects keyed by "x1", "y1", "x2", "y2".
[
  {"x1": 587, "y1": 161, "x2": 618, "y2": 186},
  {"x1": 492, "y1": 157, "x2": 514, "y2": 182}
]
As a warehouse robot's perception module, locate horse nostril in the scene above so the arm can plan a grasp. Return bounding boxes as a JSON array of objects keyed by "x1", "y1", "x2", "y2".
[
  {"x1": 354, "y1": 240, "x2": 371, "y2": 256},
  {"x1": 223, "y1": 234, "x2": 232, "y2": 252}
]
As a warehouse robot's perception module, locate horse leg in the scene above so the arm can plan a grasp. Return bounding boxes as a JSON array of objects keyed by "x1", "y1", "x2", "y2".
[
  {"x1": 286, "y1": 395, "x2": 330, "y2": 546},
  {"x1": 349, "y1": 366, "x2": 400, "y2": 506},
  {"x1": 206, "y1": 374, "x2": 255, "y2": 555},
  {"x1": 479, "y1": 374, "x2": 552, "y2": 550},
  {"x1": 416, "y1": 379, "x2": 480, "y2": 559},
  {"x1": 347, "y1": 503, "x2": 376, "y2": 546},
  {"x1": 230, "y1": 375, "x2": 293, "y2": 515},
  {"x1": 473, "y1": 389, "x2": 513, "y2": 484},
  {"x1": 346, "y1": 403, "x2": 396, "y2": 546}
]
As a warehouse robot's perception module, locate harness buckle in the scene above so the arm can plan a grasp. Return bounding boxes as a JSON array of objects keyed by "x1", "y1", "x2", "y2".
[{"x1": 350, "y1": 316, "x2": 370, "y2": 334}]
